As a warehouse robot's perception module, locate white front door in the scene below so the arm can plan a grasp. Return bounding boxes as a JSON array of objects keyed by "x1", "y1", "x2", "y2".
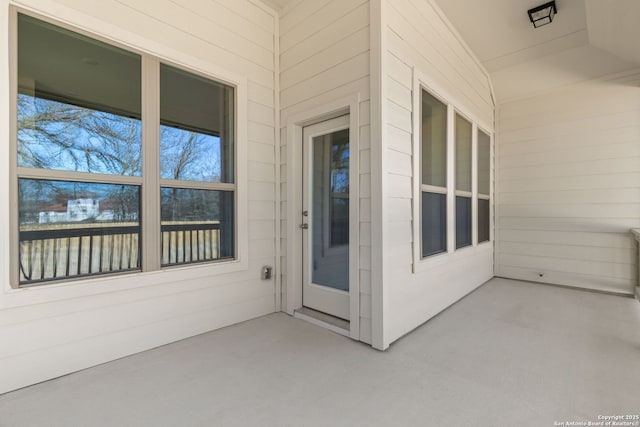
[{"x1": 301, "y1": 115, "x2": 350, "y2": 320}]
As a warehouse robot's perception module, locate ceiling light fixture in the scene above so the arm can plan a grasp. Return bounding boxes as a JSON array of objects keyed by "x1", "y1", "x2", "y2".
[{"x1": 527, "y1": 1, "x2": 557, "y2": 28}]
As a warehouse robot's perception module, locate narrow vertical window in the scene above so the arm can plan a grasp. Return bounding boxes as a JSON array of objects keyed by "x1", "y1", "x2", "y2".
[
  {"x1": 159, "y1": 64, "x2": 235, "y2": 266},
  {"x1": 421, "y1": 90, "x2": 447, "y2": 257},
  {"x1": 477, "y1": 129, "x2": 491, "y2": 243},
  {"x1": 17, "y1": 13, "x2": 142, "y2": 284},
  {"x1": 455, "y1": 113, "x2": 472, "y2": 249}
]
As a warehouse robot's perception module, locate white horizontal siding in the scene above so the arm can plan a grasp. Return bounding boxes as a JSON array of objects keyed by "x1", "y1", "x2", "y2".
[
  {"x1": 495, "y1": 71, "x2": 640, "y2": 295},
  {"x1": 0, "y1": 0, "x2": 277, "y2": 394},
  {"x1": 389, "y1": 247, "x2": 494, "y2": 340},
  {"x1": 382, "y1": 0, "x2": 494, "y2": 346},
  {"x1": 1, "y1": 292, "x2": 274, "y2": 394},
  {"x1": 279, "y1": 0, "x2": 371, "y2": 343},
  {"x1": 386, "y1": 0, "x2": 492, "y2": 126}
]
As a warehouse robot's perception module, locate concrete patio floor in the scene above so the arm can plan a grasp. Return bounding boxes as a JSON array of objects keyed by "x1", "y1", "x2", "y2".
[{"x1": 1, "y1": 278, "x2": 639, "y2": 427}]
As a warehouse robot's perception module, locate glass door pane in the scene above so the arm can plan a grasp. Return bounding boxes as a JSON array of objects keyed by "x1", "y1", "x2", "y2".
[{"x1": 311, "y1": 129, "x2": 349, "y2": 291}]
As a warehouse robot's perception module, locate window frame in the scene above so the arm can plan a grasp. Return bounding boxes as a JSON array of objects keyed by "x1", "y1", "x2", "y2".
[
  {"x1": 7, "y1": 7, "x2": 248, "y2": 294},
  {"x1": 454, "y1": 110, "x2": 473, "y2": 250},
  {"x1": 158, "y1": 62, "x2": 237, "y2": 267},
  {"x1": 419, "y1": 88, "x2": 449, "y2": 258},
  {"x1": 476, "y1": 126, "x2": 492, "y2": 245},
  {"x1": 412, "y1": 70, "x2": 493, "y2": 273}
]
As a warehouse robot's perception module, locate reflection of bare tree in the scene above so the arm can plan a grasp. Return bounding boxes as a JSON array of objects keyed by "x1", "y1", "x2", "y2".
[
  {"x1": 162, "y1": 129, "x2": 198, "y2": 180},
  {"x1": 161, "y1": 188, "x2": 221, "y2": 222},
  {"x1": 331, "y1": 134, "x2": 349, "y2": 193},
  {"x1": 84, "y1": 113, "x2": 141, "y2": 176},
  {"x1": 18, "y1": 94, "x2": 226, "y2": 225},
  {"x1": 18, "y1": 95, "x2": 142, "y2": 222},
  {"x1": 109, "y1": 185, "x2": 139, "y2": 222},
  {"x1": 18, "y1": 99, "x2": 88, "y2": 169},
  {"x1": 159, "y1": 126, "x2": 221, "y2": 182},
  {"x1": 160, "y1": 126, "x2": 222, "y2": 222},
  {"x1": 17, "y1": 95, "x2": 142, "y2": 176}
]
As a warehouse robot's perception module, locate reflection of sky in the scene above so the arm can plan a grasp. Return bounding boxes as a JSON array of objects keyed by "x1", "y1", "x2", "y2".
[
  {"x1": 18, "y1": 95, "x2": 142, "y2": 176},
  {"x1": 160, "y1": 125, "x2": 221, "y2": 182},
  {"x1": 17, "y1": 95, "x2": 224, "y2": 183},
  {"x1": 331, "y1": 141, "x2": 349, "y2": 193}
]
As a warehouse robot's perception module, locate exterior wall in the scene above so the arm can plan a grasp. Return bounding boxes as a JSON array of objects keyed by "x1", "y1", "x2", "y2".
[
  {"x1": 495, "y1": 71, "x2": 640, "y2": 295},
  {"x1": 0, "y1": 0, "x2": 278, "y2": 394},
  {"x1": 381, "y1": 0, "x2": 494, "y2": 347},
  {"x1": 278, "y1": 0, "x2": 372, "y2": 343}
]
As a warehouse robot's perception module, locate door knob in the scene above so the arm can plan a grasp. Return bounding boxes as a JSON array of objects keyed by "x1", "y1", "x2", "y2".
[{"x1": 300, "y1": 223, "x2": 309, "y2": 229}]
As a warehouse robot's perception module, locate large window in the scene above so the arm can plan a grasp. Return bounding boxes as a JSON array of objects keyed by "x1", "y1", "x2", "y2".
[
  {"x1": 417, "y1": 82, "x2": 493, "y2": 263},
  {"x1": 15, "y1": 13, "x2": 236, "y2": 286},
  {"x1": 420, "y1": 90, "x2": 448, "y2": 257}
]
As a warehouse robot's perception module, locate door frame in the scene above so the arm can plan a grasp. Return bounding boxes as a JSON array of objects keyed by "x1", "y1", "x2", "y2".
[
  {"x1": 283, "y1": 94, "x2": 360, "y2": 340},
  {"x1": 302, "y1": 115, "x2": 350, "y2": 320}
]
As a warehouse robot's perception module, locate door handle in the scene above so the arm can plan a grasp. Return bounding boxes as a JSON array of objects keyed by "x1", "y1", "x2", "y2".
[{"x1": 300, "y1": 223, "x2": 309, "y2": 229}]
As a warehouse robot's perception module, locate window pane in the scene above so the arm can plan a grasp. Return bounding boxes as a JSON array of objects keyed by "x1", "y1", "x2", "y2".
[
  {"x1": 455, "y1": 114, "x2": 472, "y2": 192},
  {"x1": 330, "y1": 197, "x2": 349, "y2": 246},
  {"x1": 455, "y1": 196, "x2": 472, "y2": 249},
  {"x1": 422, "y1": 192, "x2": 447, "y2": 257},
  {"x1": 18, "y1": 179, "x2": 141, "y2": 284},
  {"x1": 421, "y1": 90, "x2": 447, "y2": 187},
  {"x1": 330, "y1": 129, "x2": 349, "y2": 247},
  {"x1": 330, "y1": 131, "x2": 349, "y2": 194},
  {"x1": 478, "y1": 198, "x2": 490, "y2": 243},
  {"x1": 160, "y1": 188, "x2": 234, "y2": 265},
  {"x1": 17, "y1": 14, "x2": 142, "y2": 176},
  {"x1": 478, "y1": 130, "x2": 491, "y2": 195},
  {"x1": 160, "y1": 64, "x2": 234, "y2": 183}
]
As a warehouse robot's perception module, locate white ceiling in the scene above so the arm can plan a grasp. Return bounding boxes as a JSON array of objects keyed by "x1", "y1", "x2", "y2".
[
  {"x1": 259, "y1": 0, "x2": 294, "y2": 12},
  {"x1": 434, "y1": 0, "x2": 591, "y2": 72},
  {"x1": 586, "y1": 0, "x2": 640, "y2": 66},
  {"x1": 433, "y1": 0, "x2": 640, "y2": 101}
]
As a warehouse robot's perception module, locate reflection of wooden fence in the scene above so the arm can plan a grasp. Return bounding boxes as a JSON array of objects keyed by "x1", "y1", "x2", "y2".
[
  {"x1": 19, "y1": 223, "x2": 140, "y2": 284},
  {"x1": 19, "y1": 221, "x2": 221, "y2": 285},
  {"x1": 161, "y1": 221, "x2": 220, "y2": 266}
]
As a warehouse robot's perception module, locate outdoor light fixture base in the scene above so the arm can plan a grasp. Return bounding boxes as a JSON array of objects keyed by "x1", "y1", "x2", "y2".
[{"x1": 528, "y1": 1, "x2": 557, "y2": 28}]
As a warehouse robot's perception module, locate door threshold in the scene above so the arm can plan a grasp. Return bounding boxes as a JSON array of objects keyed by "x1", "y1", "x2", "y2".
[{"x1": 294, "y1": 307, "x2": 350, "y2": 337}]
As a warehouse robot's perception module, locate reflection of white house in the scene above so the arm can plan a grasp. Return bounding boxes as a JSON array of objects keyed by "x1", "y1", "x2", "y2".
[
  {"x1": 39, "y1": 198, "x2": 102, "y2": 223},
  {"x1": 67, "y1": 198, "x2": 99, "y2": 221},
  {"x1": 38, "y1": 211, "x2": 67, "y2": 223}
]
